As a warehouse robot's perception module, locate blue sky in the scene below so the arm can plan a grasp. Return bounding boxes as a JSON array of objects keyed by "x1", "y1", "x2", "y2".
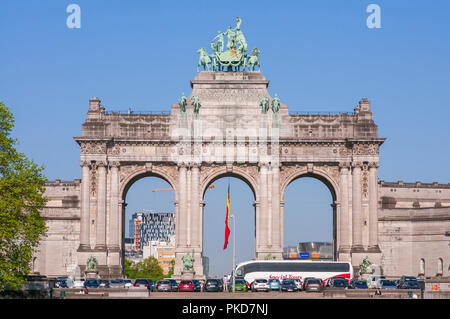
[{"x1": 1, "y1": 1, "x2": 449, "y2": 277}]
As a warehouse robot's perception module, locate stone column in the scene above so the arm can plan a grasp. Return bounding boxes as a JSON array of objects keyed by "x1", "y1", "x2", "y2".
[
  {"x1": 79, "y1": 161, "x2": 91, "y2": 251},
  {"x1": 280, "y1": 200, "x2": 285, "y2": 251},
  {"x1": 95, "y1": 162, "x2": 107, "y2": 250},
  {"x1": 259, "y1": 163, "x2": 269, "y2": 248},
  {"x1": 253, "y1": 200, "x2": 260, "y2": 254},
  {"x1": 271, "y1": 163, "x2": 281, "y2": 249},
  {"x1": 191, "y1": 164, "x2": 200, "y2": 247},
  {"x1": 108, "y1": 162, "x2": 120, "y2": 252},
  {"x1": 186, "y1": 165, "x2": 192, "y2": 247},
  {"x1": 368, "y1": 162, "x2": 379, "y2": 250},
  {"x1": 339, "y1": 163, "x2": 350, "y2": 251},
  {"x1": 178, "y1": 164, "x2": 187, "y2": 247},
  {"x1": 351, "y1": 162, "x2": 363, "y2": 249}
]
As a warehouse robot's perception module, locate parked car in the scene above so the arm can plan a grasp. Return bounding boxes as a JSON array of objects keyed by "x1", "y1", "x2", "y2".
[
  {"x1": 73, "y1": 278, "x2": 85, "y2": 288},
  {"x1": 398, "y1": 276, "x2": 419, "y2": 289},
  {"x1": 109, "y1": 278, "x2": 125, "y2": 288},
  {"x1": 217, "y1": 279, "x2": 224, "y2": 291},
  {"x1": 156, "y1": 280, "x2": 172, "y2": 292},
  {"x1": 192, "y1": 279, "x2": 201, "y2": 292},
  {"x1": 99, "y1": 279, "x2": 110, "y2": 288},
  {"x1": 251, "y1": 279, "x2": 270, "y2": 292},
  {"x1": 229, "y1": 279, "x2": 248, "y2": 292},
  {"x1": 379, "y1": 280, "x2": 398, "y2": 290},
  {"x1": 328, "y1": 277, "x2": 348, "y2": 289},
  {"x1": 134, "y1": 278, "x2": 154, "y2": 291},
  {"x1": 84, "y1": 278, "x2": 100, "y2": 288},
  {"x1": 304, "y1": 278, "x2": 323, "y2": 292},
  {"x1": 204, "y1": 279, "x2": 221, "y2": 292},
  {"x1": 349, "y1": 279, "x2": 368, "y2": 289},
  {"x1": 124, "y1": 279, "x2": 133, "y2": 288},
  {"x1": 293, "y1": 279, "x2": 303, "y2": 291},
  {"x1": 281, "y1": 279, "x2": 298, "y2": 292},
  {"x1": 165, "y1": 279, "x2": 179, "y2": 292},
  {"x1": 55, "y1": 277, "x2": 74, "y2": 288},
  {"x1": 179, "y1": 280, "x2": 195, "y2": 292},
  {"x1": 367, "y1": 275, "x2": 385, "y2": 288},
  {"x1": 302, "y1": 277, "x2": 317, "y2": 291},
  {"x1": 268, "y1": 278, "x2": 281, "y2": 291}
]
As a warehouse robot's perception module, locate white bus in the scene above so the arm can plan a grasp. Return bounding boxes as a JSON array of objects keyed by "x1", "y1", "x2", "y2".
[{"x1": 235, "y1": 260, "x2": 353, "y2": 284}]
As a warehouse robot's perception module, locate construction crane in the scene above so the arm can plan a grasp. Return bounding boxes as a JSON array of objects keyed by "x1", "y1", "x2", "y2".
[{"x1": 152, "y1": 184, "x2": 215, "y2": 192}]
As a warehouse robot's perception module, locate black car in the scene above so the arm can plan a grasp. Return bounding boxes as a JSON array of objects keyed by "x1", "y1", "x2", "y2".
[
  {"x1": 281, "y1": 279, "x2": 297, "y2": 292},
  {"x1": 192, "y1": 279, "x2": 201, "y2": 292},
  {"x1": 204, "y1": 279, "x2": 221, "y2": 292},
  {"x1": 349, "y1": 279, "x2": 368, "y2": 289},
  {"x1": 328, "y1": 277, "x2": 348, "y2": 288},
  {"x1": 84, "y1": 278, "x2": 100, "y2": 288},
  {"x1": 398, "y1": 276, "x2": 419, "y2": 289}
]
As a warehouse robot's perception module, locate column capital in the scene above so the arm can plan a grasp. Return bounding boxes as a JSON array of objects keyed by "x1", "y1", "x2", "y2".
[
  {"x1": 368, "y1": 162, "x2": 379, "y2": 169},
  {"x1": 97, "y1": 160, "x2": 107, "y2": 168},
  {"x1": 339, "y1": 162, "x2": 351, "y2": 170},
  {"x1": 110, "y1": 161, "x2": 120, "y2": 168},
  {"x1": 352, "y1": 162, "x2": 363, "y2": 169},
  {"x1": 80, "y1": 160, "x2": 90, "y2": 167},
  {"x1": 177, "y1": 162, "x2": 187, "y2": 169}
]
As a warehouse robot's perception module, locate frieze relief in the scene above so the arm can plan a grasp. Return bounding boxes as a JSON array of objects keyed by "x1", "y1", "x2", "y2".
[
  {"x1": 196, "y1": 88, "x2": 265, "y2": 104},
  {"x1": 353, "y1": 143, "x2": 379, "y2": 156},
  {"x1": 80, "y1": 142, "x2": 107, "y2": 154}
]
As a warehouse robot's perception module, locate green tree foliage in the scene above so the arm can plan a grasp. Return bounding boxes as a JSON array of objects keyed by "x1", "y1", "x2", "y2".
[
  {"x1": 0, "y1": 102, "x2": 48, "y2": 291},
  {"x1": 124, "y1": 257, "x2": 165, "y2": 281},
  {"x1": 167, "y1": 259, "x2": 175, "y2": 278}
]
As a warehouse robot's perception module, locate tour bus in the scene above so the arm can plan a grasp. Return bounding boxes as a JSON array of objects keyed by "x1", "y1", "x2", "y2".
[{"x1": 234, "y1": 260, "x2": 353, "y2": 285}]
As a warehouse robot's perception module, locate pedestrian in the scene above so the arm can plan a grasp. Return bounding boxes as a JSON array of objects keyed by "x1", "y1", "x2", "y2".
[{"x1": 375, "y1": 288, "x2": 382, "y2": 296}]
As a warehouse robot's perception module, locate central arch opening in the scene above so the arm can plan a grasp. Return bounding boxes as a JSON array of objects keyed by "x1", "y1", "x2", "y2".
[
  {"x1": 121, "y1": 173, "x2": 176, "y2": 279},
  {"x1": 282, "y1": 174, "x2": 337, "y2": 261},
  {"x1": 202, "y1": 174, "x2": 256, "y2": 279}
]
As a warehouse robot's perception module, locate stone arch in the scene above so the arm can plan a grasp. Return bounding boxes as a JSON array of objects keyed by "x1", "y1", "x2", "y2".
[
  {"x1": 119, "y1": 165, "x2": 179, "y2": 202},
  {"x1": 280, "y1": 166, "x2": 340, "y2": 202},
  {"x1": 280, "y1": 166, "x2": 340, "y2": 260},
  {"x1": 200, "y1": 165, "x2": 259, "y2": 201}
]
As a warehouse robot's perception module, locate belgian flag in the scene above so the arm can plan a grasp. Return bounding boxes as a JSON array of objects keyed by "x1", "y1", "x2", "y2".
[{"x1": 223, "y1": 183, "x2": 231, "y2": 250}]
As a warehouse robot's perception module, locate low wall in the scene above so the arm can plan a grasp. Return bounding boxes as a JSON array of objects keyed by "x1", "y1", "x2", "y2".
[
  {"x1": 53, "y1": 288, "x2": 149, "y2": 299},
  {"x1": 323, "y1": 288, "x2": 422, "y2": 299}
]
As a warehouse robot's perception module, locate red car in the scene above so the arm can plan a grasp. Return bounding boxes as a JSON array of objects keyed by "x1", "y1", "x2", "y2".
[{"x1": 179, "y1": 280, "x2": 195, "y2": 292}]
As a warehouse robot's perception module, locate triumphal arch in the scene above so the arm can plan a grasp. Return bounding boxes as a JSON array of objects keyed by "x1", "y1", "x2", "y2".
[{"x1": 72, "y1": 18, "x2": 386, "y2": 279}]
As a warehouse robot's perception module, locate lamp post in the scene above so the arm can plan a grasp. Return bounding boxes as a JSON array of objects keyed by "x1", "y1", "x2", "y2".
[{"x1": 230, "y1": 214, "x2": 236, "y2": 293}]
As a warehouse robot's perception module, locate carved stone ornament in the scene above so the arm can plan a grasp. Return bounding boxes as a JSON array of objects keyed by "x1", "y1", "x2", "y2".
[
  {"x1": 353, "y1": 143, "x2": 379, "y2": 156},
  {"x1": 80, "y1": 142, "x2": 107, "y2": 154},
  {"x1": 361, "y1": 163, "x2": 369, "y2": 198},
  {"x1": 90, "y1": 162, "x2": 98, "y2": 196}
]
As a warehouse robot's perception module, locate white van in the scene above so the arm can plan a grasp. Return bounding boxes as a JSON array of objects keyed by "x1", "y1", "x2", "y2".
[{"x1": 367, "y1": 275, "x2": 385, "y2": 288}]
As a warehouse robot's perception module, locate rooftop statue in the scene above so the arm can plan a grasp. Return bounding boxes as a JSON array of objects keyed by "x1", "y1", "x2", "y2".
[
  {"x1": 260, "y1": 94, "x2": 269, "y2": 114},
  {"x1": 271, "y1": 94, "x2": 281, "y2": 115},
  {"x1": 198, "y1": 17, "x2": 260, "y2": 72},
  {"x1": 191, "y1": 94, "x2": 201, "y2": 119},
  {"x1": 197, "y1": 48, "x2": 212, "y2": 72},
  {"x1": 178, "y1": 93, "x2": 187, "y2": 116}
]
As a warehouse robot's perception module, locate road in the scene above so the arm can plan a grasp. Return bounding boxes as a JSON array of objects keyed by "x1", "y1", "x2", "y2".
[{"x1": 149, "y1": 291, "x2": 324, "y2": 299}]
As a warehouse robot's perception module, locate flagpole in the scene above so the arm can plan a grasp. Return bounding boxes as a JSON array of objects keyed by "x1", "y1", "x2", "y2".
[{"x1": 230, "y1": 213, "x2": 236, "y2": 293}]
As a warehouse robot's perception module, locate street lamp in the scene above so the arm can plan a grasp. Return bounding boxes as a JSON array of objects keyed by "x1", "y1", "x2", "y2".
[{"x1": 230, "y1": 214, "x2": 236, "y2": 293}]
